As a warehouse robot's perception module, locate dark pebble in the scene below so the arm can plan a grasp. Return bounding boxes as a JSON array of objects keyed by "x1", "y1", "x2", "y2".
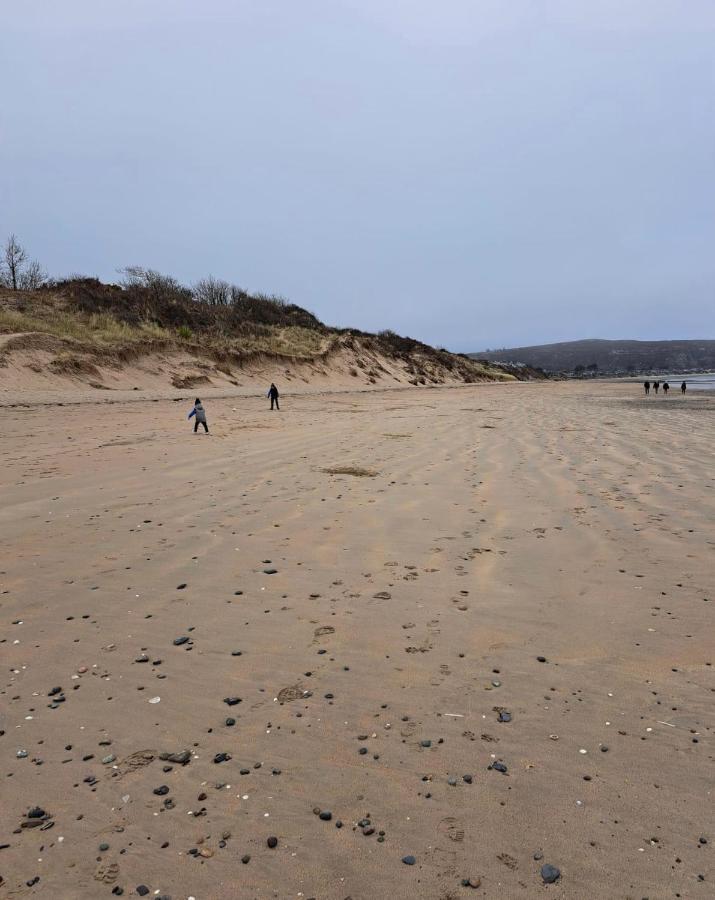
[
  {"x1": 402, "y1": 854, "x2": 416, "y2": 865},
  {"x1": 172, "y1": 636, "x2": 189, "y2": 646},
  {"x1": 541, "y1": 864, "x2": 561, "y2": 884},
  {"x1": 136, "y1": 887, "x2": 150, "y2": 897},
  {"x1": 319, "y1": 811, "x2": 332, "y2": 821},
  {"x1": 267, "y1": 836, "x2": 278, "y2": 848}
]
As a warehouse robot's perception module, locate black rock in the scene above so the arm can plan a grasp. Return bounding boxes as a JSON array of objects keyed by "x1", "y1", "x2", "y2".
[
  {"x1": 136, "y1": 887, "x2": 150, "y2": 897},
  {"x1": 491, "y1": 761, "x2": 508, "y2": 773},
  {"x1": 172, "y1": 636, "x2": 189, "y2": 646},
  {"x1": 420, "y1": 740, "x2": 432, "y2": 748},
  {"x1": 27, "y1": 807, "x2": 46, "y2": 819},
  {"x1": 241, "y1": 854, "x2": 251, "y2": 863},
  {"x1": 498, "y1": 711, "x2": 512, "y2": 723},
  {"x1": 213, "y1": 753, "x2": 231, "y2": 764},
  {"x1": 111, "y1": 888, "x2": 124, "y2": 896},
  {"x1": 223, "y1": 697, "x2": 242, "y2": 706},
  {"x1": 319, "y1": 811, "x2": 332, "y2": 821},
  {"x1": 267, "y1": 836, "x2": 278, "y2": 848},
  {"x1": 536, "y1": 656, "x2": 547, "y2": 663},
  {"x1": 263, "y1": 568, "x2": 278, "y2": 575},
  {"x1": 463, "y1": 774, "x2": 473, "y2": 784},
  {"x1": 153, "y1": 785, "x2": 170, "y2": 796},
  {"x1": 225, "y1": 718, "x2": 236, "y2": 727},
  {"x1": 541, "y1": 864, "x2": 561, "y2": 884},
  {"x1": 402, "y1": 855, "x2": 416, "y2": 865}
]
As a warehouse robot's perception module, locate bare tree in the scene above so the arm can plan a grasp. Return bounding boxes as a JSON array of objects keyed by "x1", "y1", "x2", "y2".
[
  {"x1": 19, "y1": 259, "x2": 47, "y2": 291},
  {"x1": 118, "y1": 266, "x2": 192, "y2": 301},
  {"x1": 0, "y1": 234, "x2": 47, "y2": 290},
  {"x1": 2, "y1": 234, "x2": 27, "y2": 290},
  {"x1": 193, "y1": 275, "x2": 231, "y2": 306}
]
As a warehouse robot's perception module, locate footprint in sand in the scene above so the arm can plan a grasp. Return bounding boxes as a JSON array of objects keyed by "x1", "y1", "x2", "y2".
[{"x1": 439, "y1": 816, "x2": 465, "y2": 843}]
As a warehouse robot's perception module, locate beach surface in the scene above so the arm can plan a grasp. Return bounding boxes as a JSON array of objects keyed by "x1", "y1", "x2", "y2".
[{"x1": 1, "y1": 381, "x2": 712, "y2": 899}]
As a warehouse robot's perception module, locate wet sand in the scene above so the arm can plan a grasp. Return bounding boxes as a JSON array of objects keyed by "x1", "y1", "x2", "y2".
[{"x1": 1, "y1": 382, "x2": 713, "y2": 898}]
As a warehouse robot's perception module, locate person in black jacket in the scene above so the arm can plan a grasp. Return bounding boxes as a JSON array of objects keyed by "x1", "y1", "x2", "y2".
[
  {"x1": 643, "y1": 380, "x2": 650, "y2": 395},
  {"x1": 268, "y1": 383, "x2": 280, "y2": 410}
]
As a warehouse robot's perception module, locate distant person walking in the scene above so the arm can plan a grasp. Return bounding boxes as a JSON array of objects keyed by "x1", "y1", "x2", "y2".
[
  {"x1": 188, "y1": 398, "x2": 209, "y2": 433},
  {"x1": 663, "y1": 381, "x2": 670, "y2": 395},
  {"x1": 653, "y1": 381, "x2": 660, "y2": 394},
  {"x1": 268, "y1": 383, "x2": 280, "y2": 411},
  {"x1": 681, "y1": 381, "x2": 687, "y2": 394},
  {"x1": 643, "y1": 380, "x2": 650, "y2": 395}
]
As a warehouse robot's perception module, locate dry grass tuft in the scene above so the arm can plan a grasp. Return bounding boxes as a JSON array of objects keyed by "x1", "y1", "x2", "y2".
[{"x1": 321, "y1": 465, "x2": 379, "y2": 477}]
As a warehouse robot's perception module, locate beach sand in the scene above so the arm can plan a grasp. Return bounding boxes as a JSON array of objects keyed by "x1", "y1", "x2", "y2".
[{"x1": 1, "y1": 381, "x2": 712, "y2": 898}]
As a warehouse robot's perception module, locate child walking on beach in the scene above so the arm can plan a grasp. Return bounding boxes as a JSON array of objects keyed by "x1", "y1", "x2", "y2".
[{"x1": 188, "y1": 398, "x2": 209, "y2": 433}]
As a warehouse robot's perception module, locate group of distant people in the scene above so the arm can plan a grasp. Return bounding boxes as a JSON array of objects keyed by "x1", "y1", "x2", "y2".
[
  {"x1": 643, "y1": 380, "x2": 686, "y2": 396},
  {"x1": 187, "y1": 383, "x2": 281, "y2": 434}
]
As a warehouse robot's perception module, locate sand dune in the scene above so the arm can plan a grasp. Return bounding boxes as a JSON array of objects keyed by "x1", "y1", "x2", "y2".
[{"x1": 1, "y1": 382, "x2": 712, "y2": 898}]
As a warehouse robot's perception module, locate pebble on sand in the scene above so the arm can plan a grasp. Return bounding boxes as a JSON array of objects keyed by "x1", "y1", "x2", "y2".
[{"x1": 541, "y1": 864, "x2": 561, "y2": 884}]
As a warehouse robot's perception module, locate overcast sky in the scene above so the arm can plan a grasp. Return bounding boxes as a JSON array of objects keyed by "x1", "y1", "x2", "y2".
[{"x1": 2, "y1": 1, "x2": 713, "y2": 351}]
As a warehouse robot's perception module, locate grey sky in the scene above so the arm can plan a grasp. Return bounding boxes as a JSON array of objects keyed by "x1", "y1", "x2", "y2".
[{"x1": 2, "y1": 0, "x2": 714, "y2": 351}]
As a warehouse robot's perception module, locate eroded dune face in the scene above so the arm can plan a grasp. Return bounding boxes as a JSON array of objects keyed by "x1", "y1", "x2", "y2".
[{"x1": 1, "y1": 381, "x2": 712, "y2": 899}]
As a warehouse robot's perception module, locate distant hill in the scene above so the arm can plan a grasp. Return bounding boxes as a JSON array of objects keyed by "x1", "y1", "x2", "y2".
[{"x1": 470, "y1": 339, "x2": 715, "y2": 374}]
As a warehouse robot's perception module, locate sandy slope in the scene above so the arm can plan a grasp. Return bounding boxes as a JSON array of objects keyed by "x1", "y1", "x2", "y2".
[{"x1": 0, "y1": 382, "x2": 712, "y2": 899}]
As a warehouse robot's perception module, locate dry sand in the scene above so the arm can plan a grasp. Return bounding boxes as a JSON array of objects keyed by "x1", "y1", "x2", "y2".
[{"x1": 1, "y1": 381, "x2": 712, "y2": 899}]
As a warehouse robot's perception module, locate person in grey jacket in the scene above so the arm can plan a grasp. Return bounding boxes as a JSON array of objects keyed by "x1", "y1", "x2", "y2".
[{"x1": 188, "y1": 398, "x2": 209, "y2": 433}]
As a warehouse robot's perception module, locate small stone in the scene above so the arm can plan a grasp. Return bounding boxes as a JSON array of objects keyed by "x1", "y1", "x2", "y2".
[
  {"x1": 447, "y1": 776, "x2": 457, "y2": 786},
  {"x1": 159, "y1": 750, "x2": 191, "y2": 765},
  {"x1": 99, "y1": 842, "x2": 110, "y2": 851},
  {"x1": 491, "y1": 762, "x2": 508, "y2": 773},
  {"x1": 241, "y1": 854, "x2": 251, "y2": 863},
  {"x1": 498, "y1": 711, "x2": 512, "y2": 723},
  {"x1": 136, "y1": 887, "x2": 150, "y2": 897},
  {"x1": 27, "y1": 807, "x2": 47, "y2": 819},
  {"x1": 102, "y1": 754, "x2": 116, "y2": 765},
  {"x1": 463, "y1": 774, "x2": 473, "y2": 784},
  {"x1": 420, "y1": 740, "x2": 432, "y2": 748},
  {"x1": 172, "y1": 636, "x2": 189, "y2": 646},
  {"x1": 461, "y1": 877, "x2": 481, "y2": 888},
  {"x1": 267, "y1": 836, "x2": 278, "y2": 848},
  {"x1": 153, "y1": 785, "x2": 170, "y2": 796},
  {"x1": 225, "y1": 718, "x2": 236, "y2": 727},
  {"x1": 541, "y1": 864, "x2": 561, "y2": 884},
  {"x1": 223, "y1": 697, "x2": 242, "y2": 706},
  {"x1": 402, "y1": 854, "x2": 416, "y2": 865},
  {"x1": 537, "y1": 656, "x2": 547, "y2": 663},
  {"x1": 319, "y1": 811, "x2": 332, "y2": 821}
]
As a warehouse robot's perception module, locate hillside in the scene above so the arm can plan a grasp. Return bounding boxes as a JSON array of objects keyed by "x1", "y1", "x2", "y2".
[
  {"x1": 471, "y1": 338, "x2": 715, "y2": 374},
  {"x1": 0, "y1": 278, "x2": 540, "y2": 396}
]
